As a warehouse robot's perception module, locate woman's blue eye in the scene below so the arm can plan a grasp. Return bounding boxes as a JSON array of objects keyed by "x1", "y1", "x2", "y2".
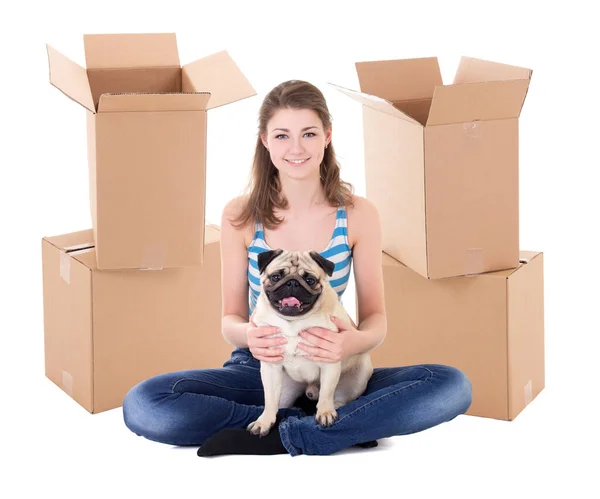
[{"x1": 274, "y1": 133, "x2": 316, "y2": 139}]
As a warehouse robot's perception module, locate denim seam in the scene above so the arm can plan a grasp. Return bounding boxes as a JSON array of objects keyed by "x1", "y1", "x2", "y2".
[
  {"x1": 370, "y1": 366, "x2": 435, "y2": 387},
  {"x1": 336, "y1": 369, "x2": 434, "y2": 425},
  {"x1": 278, "y1": 420, "x2": 299, "y2": 457},
  {"x1": 171, "y1": 378, "x2": 264, "y2": 394}
]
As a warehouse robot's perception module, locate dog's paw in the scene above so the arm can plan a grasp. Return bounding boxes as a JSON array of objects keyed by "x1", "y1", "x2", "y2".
[
  {"x1": 247, "y1": 417, "x2": 276, "y2": 437},
  {"x1": 315, "y1": 408, "x2": 338, "y2": 427}
]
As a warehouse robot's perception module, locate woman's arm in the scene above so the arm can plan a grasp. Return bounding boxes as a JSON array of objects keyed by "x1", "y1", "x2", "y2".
[
  {"x1": 348, "y1": 196, "x2": 387, "y2": 354},
  {"x1": 220, "y1": 197, "x2": 252, "y2": 348}
]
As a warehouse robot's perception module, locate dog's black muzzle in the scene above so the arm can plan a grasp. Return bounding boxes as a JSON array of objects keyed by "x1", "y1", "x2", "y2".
[{"x1": 265, "y1": 277, "x2": 320, "y2": 317}]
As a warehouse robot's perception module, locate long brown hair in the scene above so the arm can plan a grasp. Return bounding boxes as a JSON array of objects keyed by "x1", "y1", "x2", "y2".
[{"x1": 231, "y1": 80, "x2": 354, "y2": 230}]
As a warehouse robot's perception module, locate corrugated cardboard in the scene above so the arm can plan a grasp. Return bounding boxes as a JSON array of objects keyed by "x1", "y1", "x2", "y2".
[
  {"x1": 46, "y1": 33, "x2": 256, "y2": 270},
  {"x1": 332, "y1": 56, "x2": 532, "y2": 279},
  {"x1": 41, "y1": 225, "x2": 233, "y2": 414},
  {"x1": 372, "y1": 250, "x2": 545, "y2": 421}
]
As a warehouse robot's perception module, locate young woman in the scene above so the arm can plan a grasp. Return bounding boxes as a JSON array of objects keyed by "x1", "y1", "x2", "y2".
[{"x1": 123, "y1": 80, "x2": 472, "y2": 457}]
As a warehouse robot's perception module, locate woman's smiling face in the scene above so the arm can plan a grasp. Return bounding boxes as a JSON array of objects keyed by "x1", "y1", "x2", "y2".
[{"x1": 261, "y1": 108, "x2": 331, "y2": 181}]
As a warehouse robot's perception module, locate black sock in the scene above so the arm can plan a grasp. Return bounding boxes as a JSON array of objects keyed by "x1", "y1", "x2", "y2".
[
  {"x1": 197, "y1": 410, "x2": 379, "y2": 457},
  {"x1": 354, "y1": 440, "x2": 378, "y2": 449},
  {"x1": 197, "y1": 416, "x2": 287, "y2": 457}
]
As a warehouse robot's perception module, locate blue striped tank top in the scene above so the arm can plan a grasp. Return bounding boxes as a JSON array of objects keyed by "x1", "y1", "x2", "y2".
[{"x1": 247, "y1": 206, "x2": 352, "y2": 317}]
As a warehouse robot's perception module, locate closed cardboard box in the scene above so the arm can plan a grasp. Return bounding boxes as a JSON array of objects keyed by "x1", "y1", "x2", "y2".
[
  {"x1": 41, "y1": 225, "x2": 233, "y2": 414},
  {"x1": 373, "y1": 250, "x2": 545, "y2": 421}
]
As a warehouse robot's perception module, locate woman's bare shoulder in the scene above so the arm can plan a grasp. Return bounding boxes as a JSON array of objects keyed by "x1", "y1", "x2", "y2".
[
  {"x1": 222, "y1": 195, "x2": 254, "y2": 247},
  {"x1": 223, "y1": 194, "x2": 248, "y2": 217},
  {"x1": 345, "y1": 195, "x2": 380, "y2": 248}
]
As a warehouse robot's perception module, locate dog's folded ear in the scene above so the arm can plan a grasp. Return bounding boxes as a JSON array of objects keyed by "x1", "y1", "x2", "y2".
[
  {"x1": 257, "y1": 249, "x2": 284, "y2": 274},
  {"x1": 309, "y1": 251, "x2": 335, "y2": 277}
]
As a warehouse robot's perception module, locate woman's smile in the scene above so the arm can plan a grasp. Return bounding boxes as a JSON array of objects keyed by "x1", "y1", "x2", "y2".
[{"x1": 285, "y1": 158, "x2": 311, "y2": 166}]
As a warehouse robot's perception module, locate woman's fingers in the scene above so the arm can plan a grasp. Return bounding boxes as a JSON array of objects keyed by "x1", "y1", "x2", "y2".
[
  {"x1": 257, "y1": 337, "x2": 287, "y2": 349},
  {"x1": 253, "y1": 353, "x2": 284, "y2": 363},
  {"x1": 252, "y1": 346, "x2": 285, "y2": 358}
]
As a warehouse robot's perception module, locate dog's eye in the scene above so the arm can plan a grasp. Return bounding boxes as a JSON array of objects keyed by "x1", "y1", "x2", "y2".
[
  {"x1": 305, "y1": 276, "x2": 316, "y2": 286},
  {"x1": 270, "y1": 274, "x2": 281, "y2": 283}
]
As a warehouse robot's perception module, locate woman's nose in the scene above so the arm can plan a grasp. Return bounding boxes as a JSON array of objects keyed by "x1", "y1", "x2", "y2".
[{"x1": 288, "y1": 138, "x2": 305, "y2": 154}]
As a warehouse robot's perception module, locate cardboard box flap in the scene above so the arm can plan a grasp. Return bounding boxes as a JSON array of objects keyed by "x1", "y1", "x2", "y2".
[
  {"x1": 427, "y1": 79, "x2": 530, "y2": 126},
  {"x1": 482, "y1": 251, "x2": 543, "y2": 278},
  {"x1": 454, "y1": 56, "x2": 532, "y2": 84},
  {"x1": 504, "y1": 251, "x2": 542, "y2": 277},
  {"x1": 382, "y1": 251, "x2": 402, "y2": 267},
  {"x1": 205, "y1": 224, "x2": 221, "y2": 244},
  {"x1": 44, "y1": 229, "x2": 95, "y2": 252},
  {"x1": 356, "y1": 57, "x2": 442, "y2": 102},
  {"x1": 518, "y1": 251, "x2": 541, "y2": 264},
  {"x1": 329, "y1": 83, "x2": 421, "y2": 126},
  {"x1": 182, "y1": 51, "x2": 256, "y2": 110},
  {"x1": 97, "y1": 92, "x2": 211, "y2": 113},
  {"x1": 383, "y1": 250, "x2": 542, "y2": 278},
  {"x1": 83, "y1": 33, "x2": 180, "y2": 70},
  {"x1": 69, "y1": 247, "x2": 98, "y2": 269},
  {"x1": 47, "y1": 45, "x2": 95, "y2": 113}
]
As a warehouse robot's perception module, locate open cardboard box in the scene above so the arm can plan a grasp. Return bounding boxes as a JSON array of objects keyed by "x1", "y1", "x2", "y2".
[
  {"x1": 47, "y1": 33, "x2": 256, "y2": 270},
  {"x1": 332, "y1": 56, "x2": 532, "y2": 279}
]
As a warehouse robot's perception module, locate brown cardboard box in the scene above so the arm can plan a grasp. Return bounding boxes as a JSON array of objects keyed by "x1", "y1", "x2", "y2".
[
  {"x1": 41, "y1": 225, "x2": 233, "y2": 414},
  {"x1": 373, "y1": 250, "x2": 545, "y2": 421},
  {"x1": 332, "y1": 56, "x2": 532, "y2": 279},
  {"x1": 46, "y1": 33, "x2": 256, "y2": 270}
]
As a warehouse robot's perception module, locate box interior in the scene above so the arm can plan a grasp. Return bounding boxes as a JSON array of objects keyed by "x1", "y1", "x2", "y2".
[{"x1": 393, "y1": 98, "x2": 432, "y2": 126}]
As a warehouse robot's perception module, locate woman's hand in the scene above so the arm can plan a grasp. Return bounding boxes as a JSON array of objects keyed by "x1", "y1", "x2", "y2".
[
  {"x1": 296, "y1": 315, "x2": 361, "y2": 363},
  {"x1": 246, "y1": 318, "x2": 287, "y2": 363}
]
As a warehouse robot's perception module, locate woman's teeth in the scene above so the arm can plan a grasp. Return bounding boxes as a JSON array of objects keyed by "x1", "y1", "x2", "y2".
[{"x1": 286, "y1": 159, "x2": 308, "y2": 164}]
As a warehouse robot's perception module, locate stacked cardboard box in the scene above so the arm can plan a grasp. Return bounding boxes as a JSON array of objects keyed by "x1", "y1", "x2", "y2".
[
  {"x1": 335, "y1": 56, "x2": 544, "y2": 420},
  {"x1": 41, "y1": 226, "x2": 235, "y2": 414},
  {"x1": 41, "y1": 33, "x2": 256, "y2": 413}
]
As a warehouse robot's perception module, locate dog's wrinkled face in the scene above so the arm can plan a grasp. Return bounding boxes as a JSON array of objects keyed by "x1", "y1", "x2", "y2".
[{"x1": 257, "y1": 249, "x2": 335, "y2": 317}]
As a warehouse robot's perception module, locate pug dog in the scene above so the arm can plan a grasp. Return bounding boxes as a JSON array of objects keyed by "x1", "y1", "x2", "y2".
[{"x1": 247, "y1": 249, "x2": 373, "y2": 437}]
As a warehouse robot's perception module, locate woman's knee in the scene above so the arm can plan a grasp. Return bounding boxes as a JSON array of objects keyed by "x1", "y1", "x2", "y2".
[
  {"x1": 122, "y1": 373, "x2": 191, "y2": 445},
  {"x1": 427, "y1": 364, "x2": 473, "y2": 417}
]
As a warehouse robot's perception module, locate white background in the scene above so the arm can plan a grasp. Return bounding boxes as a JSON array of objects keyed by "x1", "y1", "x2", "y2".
[{"x1": 1, "y1": 0, "x2": 598, "y2": 497}]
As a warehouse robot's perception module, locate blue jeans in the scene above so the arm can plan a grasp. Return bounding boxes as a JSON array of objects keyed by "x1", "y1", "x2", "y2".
[{"x1": 123, "y1": 348, "x2": 472, "y2": 456}]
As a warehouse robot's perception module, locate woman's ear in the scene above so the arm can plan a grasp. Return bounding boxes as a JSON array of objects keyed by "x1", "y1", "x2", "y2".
[
  {"x1": 325, "y1": 127, "x2": 332, "y2": 148},
  {"x1": 260, "y1": 134, "x2": 269, "y2": 151}
]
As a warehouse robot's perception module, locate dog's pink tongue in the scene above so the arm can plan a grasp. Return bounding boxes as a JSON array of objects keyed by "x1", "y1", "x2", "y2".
[{"x1": 281, "y1": 296, "x2": 301, "y2": 307}]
